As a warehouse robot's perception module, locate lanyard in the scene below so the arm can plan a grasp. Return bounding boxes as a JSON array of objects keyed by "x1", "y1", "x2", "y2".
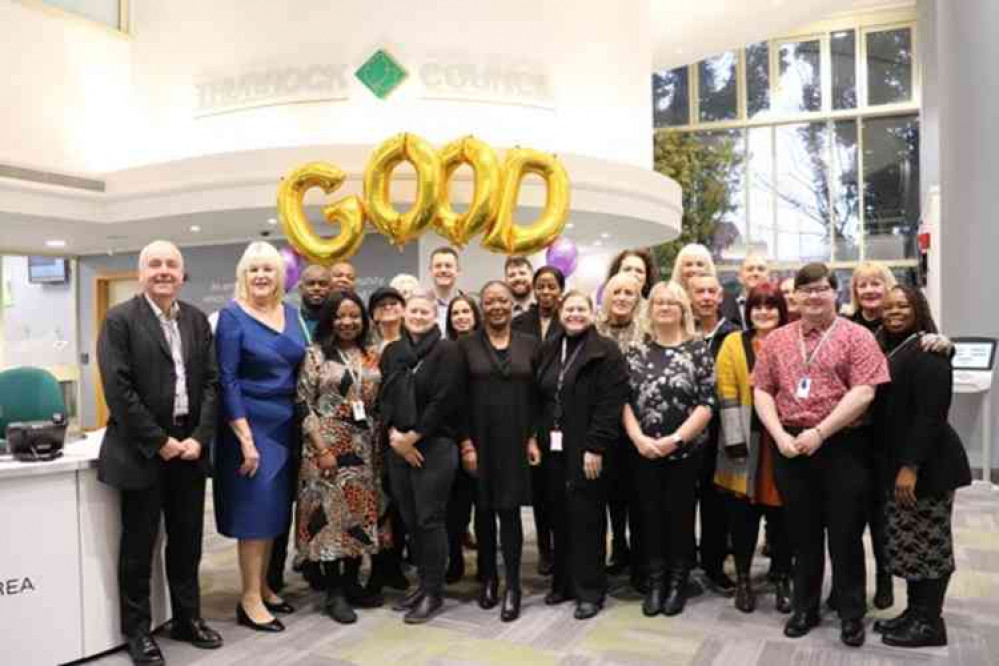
[
  {"x1": 886, "y1": 333, "x2": 920, "y2": 360},
  {"x1": 798, "y1": 318, "x2": 839, "y2": 370},
  {"x1": 336, "y1": 348, "x2": 364, "y2": 396},
  {"x1": 554, "y1": 337, "x2": 584, "y2": 426}
]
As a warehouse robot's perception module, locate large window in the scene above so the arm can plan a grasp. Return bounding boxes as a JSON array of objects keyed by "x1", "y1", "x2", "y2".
[
  {"x1": 36, "y1": 0, "x2": 126, "y2": 31},
  {"x1": 652, "y1": 16, "x2": 919, "y2": 276}
]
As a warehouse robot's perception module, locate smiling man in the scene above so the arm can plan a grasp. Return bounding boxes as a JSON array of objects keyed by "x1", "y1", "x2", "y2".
[
  {"x1": 97, "y1": 240, "x2": 222, "y2": 666},
  {"x1": 428, "y1": 247, "x2": 462, "y2": 330},
  {"x1": 722, "y1": 253, "x2": 771, "y2": 329},
  {"x1": 504, "y1": 256, "x2": 534, "y2": 316}
]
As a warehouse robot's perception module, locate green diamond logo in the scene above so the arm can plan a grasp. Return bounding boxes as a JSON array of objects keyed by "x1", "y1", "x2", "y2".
[{"x1": 356, "y1": 49, "x2": 408, "y2": 99}]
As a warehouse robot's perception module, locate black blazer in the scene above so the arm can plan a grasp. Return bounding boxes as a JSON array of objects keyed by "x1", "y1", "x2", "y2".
[
  {"x1": 97, "y1": 295, "x2": 219, "y2": 490},
  {"x1": 878, "y1": 339, "x2": 972, "y2": 497},
  {"x1": 535, "y1": 327, "x2": 630, "y2": 486},
  {"x1": 512, "y1": 304, "x2": 564, "y2": 346},
  {"x1": 378, "y1": 333, "x2": 466, "y2": 442},
  {"x1": 720, "y1": 291, "x2": 747, "y2": 330}
]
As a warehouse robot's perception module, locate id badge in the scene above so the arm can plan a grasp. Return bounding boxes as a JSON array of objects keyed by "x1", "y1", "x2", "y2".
[
  {"x1": 550, "y1": 430, "x2": 563, "y2": 452},
  {"x1": 796, "y1": 376, "x2": 812, "y2": 400},
  {"x1": 351, "y1": 400, "x2": 367, "y2": 421}
]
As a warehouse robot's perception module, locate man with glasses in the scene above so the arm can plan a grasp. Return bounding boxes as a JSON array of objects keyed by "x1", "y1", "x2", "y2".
[{"x1": 752, "y1": 263, "x2": 889, "y2": 648}]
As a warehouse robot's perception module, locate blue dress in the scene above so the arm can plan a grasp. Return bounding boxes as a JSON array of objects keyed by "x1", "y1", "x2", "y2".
[{"x1": 214, "y1": 301, "x2": 307, "y2": 539}]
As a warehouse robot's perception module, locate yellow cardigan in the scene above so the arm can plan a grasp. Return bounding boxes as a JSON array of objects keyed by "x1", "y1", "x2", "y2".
[{"x1": 713, "y1": 331, "x2": 760, "y2": 500}]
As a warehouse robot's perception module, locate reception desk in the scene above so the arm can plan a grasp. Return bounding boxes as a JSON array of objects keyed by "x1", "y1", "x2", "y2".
[{"x1": 0, "y1": 430, "x2": 169, "y2": 665}]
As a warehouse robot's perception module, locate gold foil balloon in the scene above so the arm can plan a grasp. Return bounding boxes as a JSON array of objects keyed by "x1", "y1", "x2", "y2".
[
  {"x1": 277, "y1": 162, "x2": 366, "y2": 265},
  {"x1": 433, "y1": 136, "x2": 502, "y2": 247},
  {"x1": 364, "y1": 133, "x2": 441, "y2": 246},
  {"x1": 482, "y1": 148, "x2": 570, "y2": 256}
]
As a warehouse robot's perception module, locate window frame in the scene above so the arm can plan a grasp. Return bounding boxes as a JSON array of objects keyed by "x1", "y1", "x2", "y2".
[{"x1": 14, "y1": 0, "x2": 130, "y2": 36}]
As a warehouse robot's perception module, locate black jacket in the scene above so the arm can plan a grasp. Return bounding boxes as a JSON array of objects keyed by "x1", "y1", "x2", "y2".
[
  {"x1": 378, "y1": 329, "x2": 466, "y2": 443},
  {"x1": 878, "y1": 338, "x2": 972, "y2": 497},
  {"x1": 720, "y1": 292, "x2": 747, "y2": 330},
  {"x1": 512, "y1": 304, "x2": 564, "y2": 346},
  {"x1": 535, "y1": 327, "x2": 630, "y2": 486},
  {"x1": 97, "y1": 295, "x2": 218, "y2": 490}
]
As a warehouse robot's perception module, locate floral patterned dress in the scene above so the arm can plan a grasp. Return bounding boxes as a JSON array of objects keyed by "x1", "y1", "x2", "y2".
[{"x1": 295, "y1": 344, "x2": 391, "y2": 561}]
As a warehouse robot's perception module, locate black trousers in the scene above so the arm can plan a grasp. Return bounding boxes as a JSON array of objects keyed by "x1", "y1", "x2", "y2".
[
  {"x1": 387, "y1": 437, "x2": 458, "y2": 595},
  {"x1": 774, "y1": 429, "x2": 869, "y2": 620},
  {"x1": 118, "y1": 428, "x2": 206, "y2": 638},
  {"x1": 446, "y1": 466, "x2": 476, "y2": 568},
  {"x1": 728, "y1": 497, "x2": 792, "y2": 576},
  {"x1": 475, "y1": 505, "x2": 523, "y2": 589},
  {"x1": 634, "y1": 449, "x2": 703, "y2": 577},
  {"x1": 546, "y1": 453, "x2": 607, "y2": 604},
  {"x1": 531, "y1": 464, "x2": 553, "y2": 557},
  {"x1": 866, "y1": 450, "x2": 889, "y2": 580},
  {"x1": 697, "y1": 441, "x2": 730, "y2": 574},
  {"x1": 606, "y1": 436, "x2": 636, "y2": 557}
]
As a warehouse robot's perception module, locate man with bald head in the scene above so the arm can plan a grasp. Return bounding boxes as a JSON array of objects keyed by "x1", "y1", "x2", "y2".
[
  {"x1": 297, "y1": 264, "x2": 332, "y2": 340},
  {"x1": 329, "y1": 261, "x2": 357, "y2": 293},
  {"x1": 722, "y1": 253, "x2": 771, "y2": 329},
  {"x1": 98, "y1": 240, "x2": 222, "y2": 665}
]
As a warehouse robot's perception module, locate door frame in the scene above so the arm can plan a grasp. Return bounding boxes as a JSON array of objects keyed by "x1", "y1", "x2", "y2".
[{"x1": 93, "y1": 271, "x2": 139, "y2": 428}]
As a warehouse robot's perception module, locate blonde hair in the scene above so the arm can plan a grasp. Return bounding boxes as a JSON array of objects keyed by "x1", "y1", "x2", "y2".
[
  {"x1": 234, "y1": 241, "x2": 285, "y2": 305},
  {"x1": 647, "y1": 281, "x2": 697, "y2": 339},
  {"x1": 669, "y1": 244, "x2": 717, "y2": 291},
  {"x1": 598, "y1": 273, "x2": 643, "y2": 323},
  {"x1": 847, "y1": 261, "x2": 897, "y2": 316},
  {"x1": 389, "y1": 273, "x2": 420, "y2": 299},
  {"x1": 405, "y1": 288, "x2": 437, "y2": 307}
]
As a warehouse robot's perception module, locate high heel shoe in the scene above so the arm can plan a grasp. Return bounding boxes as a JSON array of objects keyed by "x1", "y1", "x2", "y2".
[
  {"x1": 236, "y1": 603, "x2": 285, "y2": 633},
  {"x1": 500, "y1": 587, "x2": 521, "y2": 622},
  {"x1": 263, "y1": 598, "x2": 295, "y2": 614},
  {"x1": 478, "y1": 578, "x2": 499, "y2": 609}
]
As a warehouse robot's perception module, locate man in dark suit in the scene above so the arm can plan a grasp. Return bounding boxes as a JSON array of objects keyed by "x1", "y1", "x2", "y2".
[
  {"x1": 721, "y1": 253, "x2": 771, "y2": 329},
  {"x1": 98, "y1": 240, "x2": 222, "y2": 665}
]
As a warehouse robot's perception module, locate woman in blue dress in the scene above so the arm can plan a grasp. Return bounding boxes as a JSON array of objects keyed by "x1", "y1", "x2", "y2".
[{"x1": 214, "y1": 242, "x2": 307, "y2": 633}]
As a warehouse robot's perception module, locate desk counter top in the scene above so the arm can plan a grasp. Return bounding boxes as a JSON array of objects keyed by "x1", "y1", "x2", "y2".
[{"x1": 0, "y1": 430, "x2": 103, "y2": 480}]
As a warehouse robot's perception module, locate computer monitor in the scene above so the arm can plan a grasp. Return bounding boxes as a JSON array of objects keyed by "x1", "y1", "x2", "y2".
[
  {"x1": 951, "y1": 337, "x2": 998, "y2": 372},
  {"x1": 27, "y1": 257, "x2": 69, "y2": 284}
]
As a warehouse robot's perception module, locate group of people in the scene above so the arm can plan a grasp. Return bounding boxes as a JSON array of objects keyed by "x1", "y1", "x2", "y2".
[{"x1": 97, "y1": 239, "x2": 971, "y2": 666}]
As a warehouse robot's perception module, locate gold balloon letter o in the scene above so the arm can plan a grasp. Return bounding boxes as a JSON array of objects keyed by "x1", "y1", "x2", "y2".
[
  {"x1": 277, "y1": 162, "x2": 366, "y2": 265},
  {"x1": 433, "y1": 136, "x2": 502, "y2": 248},
  {"x1": 482, "y1": 148, "x2": 570, "y2": 256},
  {"x1": 364, "y1": 133, "x2": 442, "y2": 246}
]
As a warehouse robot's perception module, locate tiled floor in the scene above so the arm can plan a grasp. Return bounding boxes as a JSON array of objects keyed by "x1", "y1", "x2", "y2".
[{"x1": 89, "y1": 483, "x2": 999, "y2": 665}]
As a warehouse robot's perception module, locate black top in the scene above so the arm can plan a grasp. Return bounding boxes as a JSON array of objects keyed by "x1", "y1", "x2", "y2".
[
  {"x1": 97, "y1": 295, "x2": 219, "y2": 490},
  {"x1": 625, "y1": 338, "x2": 716, "y2": 461},
  {"x1": 703, "y1": 318, "x2": 741, "y2": 359},
  {"x1": 851, "y1": 309, "x2": 882, "y2": 335},
  {"x1": 512, "y1": 304, "x2": 564, "y2": 346},
  {"x1": 535, "y1": 327, "x2": 629, "y2": 486},
  {"x1": 876, "y1": 333, "x2": 972, "y2": 497},
  {"x1": 378, "y1": 327, "x2": 465, "y2": 443},
  {"x1": 720, "y1": 292, "x2": 747, "y2": 330},
  {"x1": 459, "y1": 329, "x2": 539, "y2": 508}
]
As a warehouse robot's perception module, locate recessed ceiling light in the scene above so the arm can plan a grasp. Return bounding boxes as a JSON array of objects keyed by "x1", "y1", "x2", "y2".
[
  {"x1": 600, "y1": 232, "x2": 611, "y2": 239},
  {"x1": 268, "y1": 218, "x2": 278, "y2": 226},
  {"x1": 189, "y1": 225, "x2": 201, "y2": 232},
  {"x1": 45, "y1": 239, "x2": 67, "y2": 248},
  {"x1": 593, "y1": 240, "x2": 603, "y2": 247},
  {"x1": 566, "y1": 223, "x2": 575, "y2": 230}
]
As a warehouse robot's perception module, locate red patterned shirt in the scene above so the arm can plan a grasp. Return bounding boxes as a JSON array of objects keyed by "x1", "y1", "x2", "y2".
[{"x1": 752, "y1": 316, "x2": 889, "y2": 427}]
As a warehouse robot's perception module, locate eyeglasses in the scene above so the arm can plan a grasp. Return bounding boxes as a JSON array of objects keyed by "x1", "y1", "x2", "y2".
[{"x1": 795, "y1": 285, "x2": 833, "y2": 296}]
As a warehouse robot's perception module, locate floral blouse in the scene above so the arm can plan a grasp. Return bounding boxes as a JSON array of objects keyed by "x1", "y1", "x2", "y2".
[{"x1": 625, "y1": 338, "x2": 717, "y2": 461}]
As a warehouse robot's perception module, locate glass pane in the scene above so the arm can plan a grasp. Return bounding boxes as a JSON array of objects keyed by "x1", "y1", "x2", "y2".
[
  {"x1": 746, "y1": 42, "x2": 771, "y2": 118},
  {"x1": 41, "y1": 0, "x2": 119, "y2": 29},
  {"x1": 696, "y1": 130, "x2": 746, "y2": 262},
  {"x1": 775, "y1": 40, "x2": 822, "y2": 114},
  {"x1": 863, "y1": 114, "x2": 920, "y2": 260},
  {"x1": 653, "y1": 67, "x2": 690, "y2": 127},
  {"x1": 867, "y1": 28, "x2": 913, "y2": 106},
  {"x1": 832, "y1": 120, "x2": 860, "y2": 260},
  {"x1": 832, "y1": 30, "x2": 857, "y2": 110},
  {"x1": 746, "y1": 127, "x2": 775, "y2": 259},
  {"x1": 698, "y1": 52, "x2": 738, "y2": 122},
  {"x1": 774, "y1": 122, "x2": 831, "y2": 262}
]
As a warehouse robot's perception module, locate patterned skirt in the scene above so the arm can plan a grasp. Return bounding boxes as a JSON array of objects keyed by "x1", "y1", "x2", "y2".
[{"x1": 886, "y1": 491, "x2": 956, "y2": 580}]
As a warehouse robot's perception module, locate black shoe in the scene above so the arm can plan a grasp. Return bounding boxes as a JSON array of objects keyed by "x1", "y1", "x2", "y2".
[
  {"x1": 445, "y1": 553, "x2": 465, "y2": 584},
  {"x1": 874, "y1": 573, "x2": 894, "y2": 610},
  {"x1": 127, "y1": 634, "x2": 164, "y2": 665},
  {"x1": 236, "y1": 603, "x2": 285, "y2": 632},
  {"x1": 684, "y1": 578, "x2": 704, "y2": 598},
  {"x1": 783, "y1": 610, "x2": 820, "y2": 638},
  {"x1": 347, "y1": 583, "x2": 384, "y2": 609},
  {"x1": 500, "y1": 588, "x2": 522, "y2": 622},
  {"x1": 404, "y1": 594, "x2": 444, "y2": 625},
  {"x1": 606, "y1": 546, "x2": 630, "y2": 576},
  {"x1": 773, "y1": 576, "x2": 792, "y2": 614},
  {"x1": 661, "y1": 571, "x2": 688, "y2": 617},
  {"x1": 882, "y1": 616, "x2": 947, "y2": 648},
  {"x1": 545, "y1": 589, "x2": 574, "y2": 605},
  {"x1": 324, "y1": 591, "x2": 357, "y2": 624},
  {"x1": 170, "y1": 618, "x2": 223, "y2": 649},
  {"x1": 841, "y1": 618, "x2": 866, "y2": 647},
  {"x1": 538, "y1": 552, "x2": 554, "y2": 577},
  {"x1": 704, "y1": 570, "x2": 737, "y2": 598},
  {"x1": 263, "y1": 599, "x2": 295, "y2": 615},
  {"x1": 392, "y1": 587, "x2": 425, "y2": 612},
  {"x1": 574, "y1": 601, "x2": 601, "y2": 620},
  {"x1": 825, "y1": 589, "x2": 839, "y2": 612},
  {"x1": 302, "y1": 561, "x2": 324, "y2": 591},
  {"x1": 642, "y1": 577, "x2": 664, "y2": 617},
  {"x1": 873, "y1": 608, "x2": 912, "y2": 634},
  {"x1": 478, "y1": 578, "x2": 499, "y2": 610},
  {"x1": 734, "y1": 574, "x2": 755, "y2": 613}
]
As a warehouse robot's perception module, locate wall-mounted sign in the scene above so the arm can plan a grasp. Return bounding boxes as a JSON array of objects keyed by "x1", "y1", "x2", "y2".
[
  {"x1": 418, "y1": 58, "x2": 553, "y2": 109},
  {"x1": 195, "y1": 64, "x2": 351, "y2": 117}
]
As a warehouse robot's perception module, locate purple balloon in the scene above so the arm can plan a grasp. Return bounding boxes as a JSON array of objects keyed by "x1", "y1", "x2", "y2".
[
  {"x1": 545, "y1": 237, "x2": 578, "y2": 277},
  {"x1": 281, "y1": 246, "x2": 301, "y2": 290}
]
